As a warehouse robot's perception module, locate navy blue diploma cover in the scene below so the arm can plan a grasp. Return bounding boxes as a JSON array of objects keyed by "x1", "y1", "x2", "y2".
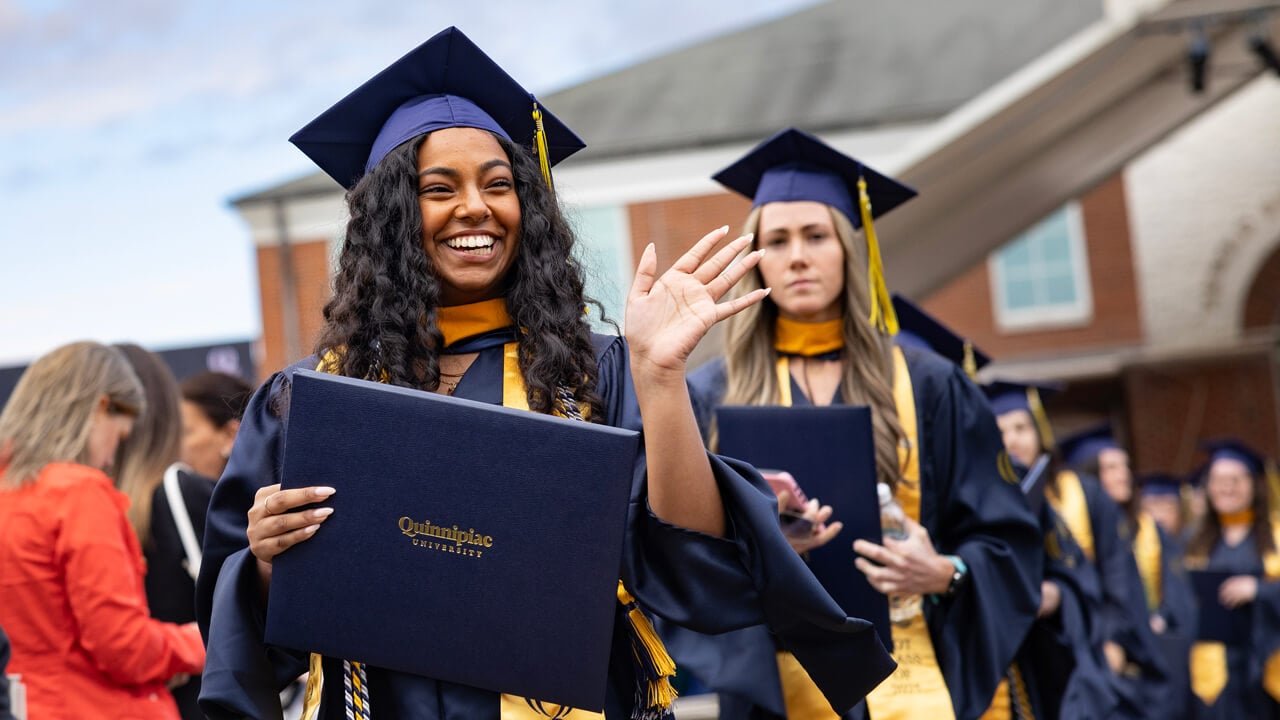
[
  {"x1": 265, "y1": 370, "x2": 640, "y2": 711},
  {"x1": 714, "y1": 405, "x2": 891, "y2": 648},
  {"x1": 1189, "y1": 569, "x2": 1256, "y2": 645}
]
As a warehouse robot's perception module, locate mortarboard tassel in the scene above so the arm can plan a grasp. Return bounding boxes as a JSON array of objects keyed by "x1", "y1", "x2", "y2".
[
  {"x1": 1266, "y1": 460, "x2": 1280, "y2": 524},
  {"x1": 300, "y1": 652, "x2": 324, "y2": 720},
  {"x1": 1026, "y1": 387, "x2": 1055, "y2": 452},
  {"x1": 858, "y1": 176, "x2": 898, "y2": 336},
  {"x1": 617, "y1": 581, "x2": 678, "y2": 719},
  {"x1": 962, "y1": 341, "x2": 978, "y2": 382},
  {"x1": 531, "y1": 98, "x2": 555, "y2": 192}
]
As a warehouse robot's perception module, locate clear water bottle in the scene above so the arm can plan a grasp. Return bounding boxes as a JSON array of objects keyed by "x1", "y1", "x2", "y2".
[{"x1": 878, "y1": 483, "x2": 922, "y2": 624}]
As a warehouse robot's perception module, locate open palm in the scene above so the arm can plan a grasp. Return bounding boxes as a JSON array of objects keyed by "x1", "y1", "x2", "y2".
[{"x1": 625, "y1": 226, "x2": 769, "y2": 374}]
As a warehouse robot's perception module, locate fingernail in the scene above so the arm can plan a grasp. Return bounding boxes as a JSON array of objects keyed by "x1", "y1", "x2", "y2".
[
  {"x1": 313, "y1": 487, "x2": 336, "y2": 497},
  {"x1": 313, "y1": 507, "x2": 334, "y2": 519},
  {"x1": 719, "y1": 225, "x2": 730, "y2": 234},
  {"x1": 304, "y1": 524, "x2": 321, "y2": 534},
  {"x1": 762, "y1": 287, "x2": 773, "y2": 296},
  {"x1": 740, "y1": 233, "x2": 755, "y2": 242}
]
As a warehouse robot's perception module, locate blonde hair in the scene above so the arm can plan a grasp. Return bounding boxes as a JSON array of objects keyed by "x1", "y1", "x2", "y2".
[
  {"x1": 112, "y1": 343, "x2": 183, "y2": 544},
  {"x1": 719, "y1": 205, "x2": 907, "y2": 490},
  {"x1": 0, "y1": 342, "x2": 144, "y2": 488}
]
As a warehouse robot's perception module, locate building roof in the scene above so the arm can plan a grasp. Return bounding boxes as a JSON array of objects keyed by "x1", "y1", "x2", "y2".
[
  {"x1": 233, "y1": 0, "x2": 1102, "y2": 204},
  {"x1": 543, "y1": 0, "x2": 1103, "y2": 162}
]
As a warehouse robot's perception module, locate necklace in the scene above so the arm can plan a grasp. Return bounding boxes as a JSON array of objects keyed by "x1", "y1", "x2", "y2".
[{"x1": 439, "y1": 370, "x2": 464, "y2": 396}]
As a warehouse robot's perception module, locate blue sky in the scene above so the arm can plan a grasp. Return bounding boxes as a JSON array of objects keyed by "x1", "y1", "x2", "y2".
[{"x1": 0, "y1": 0, "x2": 820, "y2": 366}]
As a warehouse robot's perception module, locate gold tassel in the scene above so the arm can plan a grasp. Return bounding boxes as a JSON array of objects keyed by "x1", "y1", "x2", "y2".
[
  {"x1": 1026, "y1": 387, "x2": 1055, "y2": 452},
  {"x1": 858, "y1": 176, "x2": 897, "y2": 336},
  {"x1": 617, "y1": 581, "x2": 678, "y2": 715},
  {"x1": 531, "y1": 99, "x2": 555, "y2": 192},
  {"x1": 962, "y1": 341, "x2": 978, "y2": 382},
  {"x1": 1266, "y1": 460, "x2": 1280, "y2": 525}
]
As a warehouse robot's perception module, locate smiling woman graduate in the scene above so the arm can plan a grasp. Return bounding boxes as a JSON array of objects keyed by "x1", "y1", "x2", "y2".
[
  {"x1": 670, "y1": 129, "x2": 1042, "y2": 720},
  {"x1": 194, "y1": 27, "x2": 894, "y2": 720},
  {"x1": 1183, "y1": 439, "x2": 1280, "y2": 719}
]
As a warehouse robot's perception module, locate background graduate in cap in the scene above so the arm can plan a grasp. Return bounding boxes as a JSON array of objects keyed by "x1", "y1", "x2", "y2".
[
  {"x1": 195, "y1": 28, "x2": 895, "y2": 720},
  {"x1": 1039, "y1": 420, "x2": 1172, "y2": 712},
  {"x1": 1183, "y1": 439, "x2": 1280, "y2": 718},
  {"x1": 678, "y1": 128, "x2": 1041, "y2": 720},
  {"x1": 1061, "y1": 425, "x2": 1195, "y2": 719},
  {"x1": 1139, "y1": 472, "x2": 1193, "y2": 539}
]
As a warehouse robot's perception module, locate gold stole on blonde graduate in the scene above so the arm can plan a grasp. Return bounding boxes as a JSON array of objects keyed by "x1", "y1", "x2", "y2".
[
  {"x1": 1133, "y1": 513, "x2": 1162, "y2": 613},
  {"x1": 1189, "y1": 526, "x2": 1280, "y2": 707},
  {"x1": 302, "y1": 340, "x2": 673, "y2": 720},
  {"x1": 1048, "y1": 471, "x2": 1094, "y2": 562},
  {"x1": 768, "y1": 347, "x2": 955, "y2": 720}
]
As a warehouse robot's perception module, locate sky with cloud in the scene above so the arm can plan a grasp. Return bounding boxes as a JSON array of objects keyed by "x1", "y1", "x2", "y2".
[{"x1": 0, "y1": 0, "x2": 820, "y2": 365}]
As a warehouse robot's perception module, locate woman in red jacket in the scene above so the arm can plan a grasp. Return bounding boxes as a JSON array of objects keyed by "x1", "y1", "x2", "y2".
[{"x1": 0, "y1": 341, "x2": 205, "y2": 719}]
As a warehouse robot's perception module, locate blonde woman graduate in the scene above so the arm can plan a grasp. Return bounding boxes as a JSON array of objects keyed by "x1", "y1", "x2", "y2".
[{"x1": 669, "y1": 128, "x2": 1042, "y2": 720}]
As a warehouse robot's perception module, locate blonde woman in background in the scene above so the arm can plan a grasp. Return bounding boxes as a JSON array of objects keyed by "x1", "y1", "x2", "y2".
[
  {"x1": 0, "y1": 342, "x2": 205, "y2": 719},
  {"x1": 676, "y1": 128, "x2": 1042, "y2": 720}
]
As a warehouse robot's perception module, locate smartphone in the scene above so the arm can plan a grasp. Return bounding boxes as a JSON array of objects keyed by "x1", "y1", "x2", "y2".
[{"x1": 759, "y1": 469, "x2": 808, "y2": 512}]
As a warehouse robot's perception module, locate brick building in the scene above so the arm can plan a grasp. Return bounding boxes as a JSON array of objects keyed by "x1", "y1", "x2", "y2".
[{"x1": 231, "y1": 0, "x2": 1280, "y2": 475}]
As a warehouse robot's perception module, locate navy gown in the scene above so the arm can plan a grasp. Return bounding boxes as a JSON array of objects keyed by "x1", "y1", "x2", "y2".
[
  {"x1": 1193, "y1": 537, "x2": 1280, "y2": 720},
  {"x1": 195, "y1": 334, "x2": 895, "y2": 720}
]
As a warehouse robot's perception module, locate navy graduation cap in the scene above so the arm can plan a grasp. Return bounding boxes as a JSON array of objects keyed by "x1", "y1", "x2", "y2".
[
  {"x1": 1138, "y1": 471, "x2": 1185, "y2": 497},
  {"x1": 1201, "y1": 438, "x2": 1267, "y2": 477},
  {"x1": 983, "y1": 380, "x2": 1061, "y2": 417},
  {"x1": 983, "y1": 379, "x2": 1061, "y2": 451},
  {"x1": 713, "y1": 128, "x2": 917, "y2": 227},
  {"x1": 713, "y1": 128, "x2": 917, "y2": 335},
  {"x1": 891, "y1": 293, "x2": 990, "y2": 379},
  {"x1": 1059, "y1": 422, "x2": 1120, "y2": 470},
  {"x1": 290, "y1": 26, "x2": 585, "y2": 190}
]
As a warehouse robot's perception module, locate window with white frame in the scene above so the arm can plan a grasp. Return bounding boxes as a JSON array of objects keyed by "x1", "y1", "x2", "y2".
[
  {"x1": 565, "y1": 203, "x2": 632, "y2": 332},
  {"x1": 988, "y1": 202, "x2": 1092, "y2": 331}
]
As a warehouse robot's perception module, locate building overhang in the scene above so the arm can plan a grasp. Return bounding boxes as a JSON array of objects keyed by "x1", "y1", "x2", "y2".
[{"x1": 880, "y1": 0, "x2": 1280, "y2": 298}]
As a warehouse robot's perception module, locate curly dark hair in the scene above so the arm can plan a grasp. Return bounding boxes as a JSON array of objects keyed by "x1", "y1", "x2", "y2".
[{"x1": 313, "y1": 132, "x2": 606, "y2": 420}]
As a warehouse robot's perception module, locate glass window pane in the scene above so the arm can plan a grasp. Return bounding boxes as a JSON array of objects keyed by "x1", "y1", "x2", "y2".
[
  {"x1": 1045, "y1": 274, "x2": 1077, "y2": 305},
  {"x1": 1005, "y1": 278, "x2": 1036, "y2": 310},
  {"x1": 999, "y1": 238, "x2": 1032, "y2": 271},
  {"x1": 1038, "y1": 231, "x2": 1072, "y2": 264},
  {"x1": 567, "y1": 205, "x2": 629, "y2": 329}
]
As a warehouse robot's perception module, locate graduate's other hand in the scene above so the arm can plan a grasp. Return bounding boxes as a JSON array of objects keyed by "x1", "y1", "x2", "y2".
[
  {"x1": 247, "y1": 484, "x2": 336, "y2": 587},
  {"x1": 853, "y1": 516, "x2": 953, "y2": 596},
  {"x1": 1150, "y1": 613, "x2": 1168, "y2": 635},
  {"x1": 779, "y1": 493, "x2": 842, "y2": 555},
  {"x1": 1037, "y1": 580, "x2": 1061, "y2": 618},
  {"x1": 625, "y1": 227, "x2": 768, "y2": 380},
  {"x1": 1220, "y1": 574, "x2": 1259, "y2": 608},
  {"x1": 1103, "y1": 641, "x2": 1127, "y2": 673}
]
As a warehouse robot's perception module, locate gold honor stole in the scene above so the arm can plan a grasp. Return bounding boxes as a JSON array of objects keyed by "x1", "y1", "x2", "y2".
[
  {"x1": 306, "y1": 329, "x2": 670, "y2": 720},
  {"x1": 1189, "y1": 524, "x2": 1280, "y2": 707},
  {"x1": 1133, "y1": 513, "x2": 1162, "y2": 613},
  {"x1": 770, "y1": 347, "x2": 955, "y2": 719},
  {"x1": 1047, "y1": 471, "x2": 1094, "y2": 562}
]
